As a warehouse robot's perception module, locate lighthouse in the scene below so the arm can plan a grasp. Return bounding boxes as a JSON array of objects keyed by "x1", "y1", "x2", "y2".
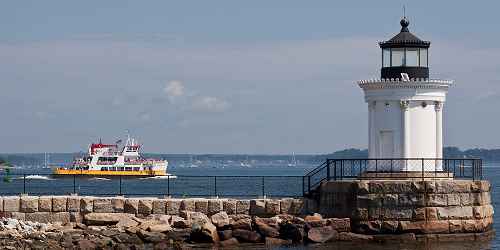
[{"x1": 358, "y1": 17, "x2": 452, "y2": 171}]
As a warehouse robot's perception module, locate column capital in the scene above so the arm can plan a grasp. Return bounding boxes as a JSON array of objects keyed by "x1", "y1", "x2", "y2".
[
  {"x1": 434, "y1": 101, "x2": 443, "y2": 111},
  {"x1": 400, "y1": 100, "x2": 410, "y2": 111},
  {"x1": 368, "y1": 101, "x2": 376, "y2": 109}
]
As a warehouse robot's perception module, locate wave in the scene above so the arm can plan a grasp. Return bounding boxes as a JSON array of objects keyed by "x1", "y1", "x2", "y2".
[
  {"x1": 15, "y1": 175, "x2": 54, "y2": 181},
  {"x1": 139, "y1": 175, "x2": 177, "y2": 180},
  {"x1": 88, "y1": 177, "x2": 111, "y2": 181}
]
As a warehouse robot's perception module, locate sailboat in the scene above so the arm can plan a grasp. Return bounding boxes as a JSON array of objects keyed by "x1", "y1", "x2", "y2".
[{"x1": 287, "y1": 152, "x2": 297, "y2": 167}]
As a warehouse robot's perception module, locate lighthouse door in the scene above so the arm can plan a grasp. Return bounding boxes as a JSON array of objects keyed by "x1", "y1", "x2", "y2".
[{"x1": 379, "y1": 130, "x2": 394, "y2": 158}]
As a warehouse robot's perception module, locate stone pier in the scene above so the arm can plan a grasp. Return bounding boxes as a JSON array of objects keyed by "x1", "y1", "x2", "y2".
[{"x1": 315, "y1": 179, "x2": 494, "y2": 236}]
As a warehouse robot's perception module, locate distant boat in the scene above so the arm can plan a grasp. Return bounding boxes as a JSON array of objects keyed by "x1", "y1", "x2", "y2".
[
  {"x1": 189, "y1": 155, "x2": 199, "y2": 168},
  {"x1": 288, "y1": 152, "x2": 297, "y2": 167},
  {"x1": 240, "y1": 156, "x2": 252, "y2": 167}
]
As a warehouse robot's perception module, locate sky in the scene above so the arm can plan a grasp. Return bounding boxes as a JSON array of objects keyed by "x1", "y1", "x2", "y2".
[{"x1": 1, "y1": 1, "x2": 499, "y2": 154}]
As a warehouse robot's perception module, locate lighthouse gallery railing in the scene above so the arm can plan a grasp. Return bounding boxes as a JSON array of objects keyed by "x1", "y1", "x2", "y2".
[{"x1": 303, "y1": 158, "x2": 483, "y2": 196}]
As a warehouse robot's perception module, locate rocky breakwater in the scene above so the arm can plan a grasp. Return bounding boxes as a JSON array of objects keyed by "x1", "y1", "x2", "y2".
[{"x1": 0, "y1": 209, "x2": 354, "y2": 248}]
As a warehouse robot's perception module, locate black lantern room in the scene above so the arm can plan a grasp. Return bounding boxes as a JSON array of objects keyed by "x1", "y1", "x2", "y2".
[{"x1": 379, "y1": 18, "x2": 430, "y2": 80}]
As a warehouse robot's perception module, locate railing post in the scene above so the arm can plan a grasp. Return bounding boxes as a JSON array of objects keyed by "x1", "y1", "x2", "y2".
[
  {"x1": 23, "y1": 174, "x2": 26, "y2": 194},
  {"x1": 307, "y1": 176, "x2": 311, "y2": 194},
  {"x1": 333, "y1": 161, "x2": 337, "y2": 180},
  {"x1": 119, "y1": 175, "x2": 122, "y2": 195},
  {"x1": 167, "y1": 176, "x2": 170, "y2": 197},
  {"x1": 421, "y1": 158, "x2": 425, "y2": 181},
  {"x1": 302, "y1": 176, "x2": 305, "y2": 196},
  {"x1": 326, "y1": 160, "x2": 331, "y2": 181},
  {"x1": 261, "y1": 177, "x2": 265, "y2": 198},
  {"x1": 214, "y1": 176, "x2": 217, "y2": 197}
]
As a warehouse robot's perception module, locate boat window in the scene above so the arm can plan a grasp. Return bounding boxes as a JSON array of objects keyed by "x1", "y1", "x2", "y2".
[
  {"x1": 133, "y1": 167, "x2": 140, "y2": 171},
  {"x1": 101, "y1": 167, "x2": 108, "y2": 171},
  {"x1": 125, "y1": 167, "x2": 133, "y2": 171},
  {"x1": 109, "y1": 167, "x2": 116, "y2": 171}
]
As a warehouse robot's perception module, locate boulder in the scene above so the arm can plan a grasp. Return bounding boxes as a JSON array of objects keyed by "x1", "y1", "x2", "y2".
[
  {"x1": 170, "y1": 215, "x2": 189, "y2": 229},
  {"x1": 83, "y1": 213, "x2": 128, "y2": 226},
  {"x1": 211, "y1": 212, "x2": 230, "y2": 228},
  {"x1": 265, "y1": 237, "x2": 293, "y2": 246},
  {"x1": 186, "y1": 211, "x2": 211, "y2": 225},
  {"x1": 279, "y1": 222, "x2": 305, "y2": 243},
  {"x1": 256, "y1": 222, "x2": 280, "y2": 238},
  {"x1": 115, "y1": 217, "x2": 139, "y2": 228},
  {"x1": 307, "y1": 226, "x2": 337, "y2": 243},
  {"x1": 77, "y1": 239, "x2": 97, "y2": 250},
  {"x1": 219, "y1": 237, "x2": 239, "y2": 247},
  {"x1": 148, "y1": 223, "x2": 172, "y2": 233},
  {"x1": 230, "y1": 215, "x2": 252, "y2": 230},
  {"x1": 190, "y1": 222, "x2": 219, "y2": 243},
  {"x1": 137, "y1": 229, "x2": 166, "y2": 243},
  {"x1": 218, "y1": 230, "x2": 232, "y2": 240},
  {"x1": 165, "y1": 228, "x2": 191, "y2": 241},
  {"x1": 338, "y1": 232, "x2": 373, "y2": 242},
  {"x1": 326, "y1": 218, "x2": 351, "y2": 232},
  {"x1": 304, "y1": 213, "x2": 322, "y2": 223},
  {"x1": 232, "y1": 229, "x2": 262, "y2": 243}
]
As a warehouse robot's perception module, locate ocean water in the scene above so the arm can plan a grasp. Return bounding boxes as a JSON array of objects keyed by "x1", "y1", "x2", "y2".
[{"x1": 0, "y1": 162, "x2": 497, "y2": 249}]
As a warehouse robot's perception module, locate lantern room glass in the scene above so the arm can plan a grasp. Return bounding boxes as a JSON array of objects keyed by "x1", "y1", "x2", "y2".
[
  {"x1": 383, "y1": 49, "x2": 391, "y2": 67},
  {"x1": 420, "y1": 48, "x2": 428, "y2": 67},
  {"x1": 406, "y1": 48, "x2": 419, "y2": 66},
  {"x1": 391, "y1": 49, "x2": 405, "y2": 67},
  {"x1": 382, "y1": 48, "x2": 429, "y2": 67}
]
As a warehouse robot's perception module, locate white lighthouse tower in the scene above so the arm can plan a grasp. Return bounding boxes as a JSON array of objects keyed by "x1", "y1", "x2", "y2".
[{"x1": 358, "y1": 17, "x2": 452, "y2": 171}]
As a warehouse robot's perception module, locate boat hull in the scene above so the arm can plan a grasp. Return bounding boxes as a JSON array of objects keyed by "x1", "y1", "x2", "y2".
[{"x1": 53, "y1": 168, "x2": 166, "y2": 176}]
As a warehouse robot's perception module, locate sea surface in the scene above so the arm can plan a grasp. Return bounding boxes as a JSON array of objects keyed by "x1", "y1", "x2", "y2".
[{"x1": 0, "y1": 159, "x2": 498, "y2": 249}]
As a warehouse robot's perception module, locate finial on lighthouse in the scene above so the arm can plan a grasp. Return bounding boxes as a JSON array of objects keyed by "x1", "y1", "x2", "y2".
[{"x1": 400, "y1": 6, "x2": 409, "y2": 32}]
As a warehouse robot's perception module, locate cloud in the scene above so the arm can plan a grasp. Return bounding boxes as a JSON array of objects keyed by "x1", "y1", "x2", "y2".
[
  {"x1": 164, "y1": 80, "x2": 185, "y2": 101},
  {"x1": 192, "y1": 96, "x2": 230, "y2": 113}
]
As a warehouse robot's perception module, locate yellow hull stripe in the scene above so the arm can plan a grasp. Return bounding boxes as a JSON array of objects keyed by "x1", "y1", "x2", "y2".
[{"x1": 53, "y1": 169, "x2": 166, "y2": 176}]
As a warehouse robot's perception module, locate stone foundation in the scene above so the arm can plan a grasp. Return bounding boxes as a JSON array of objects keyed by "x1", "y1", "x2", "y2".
[
  {"x1": 0, "y1": 196, "x2": 307, "y2": 223},
  {"x1": 316, "y1": 179, "x2": 493, "y2": 234}
]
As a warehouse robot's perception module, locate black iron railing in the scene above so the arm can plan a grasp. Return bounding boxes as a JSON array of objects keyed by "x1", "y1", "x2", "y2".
[
  {"x1": 0, "y1": 174, "x2": 303, "y2": 198},
  {"x1": 303, "y1": 158, "x2": 483, "y2": 196}
]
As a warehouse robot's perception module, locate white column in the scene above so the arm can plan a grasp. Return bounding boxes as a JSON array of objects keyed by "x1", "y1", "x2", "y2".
[
  {"x1": 368, "y1": 101, "x2": 376, "y2": 158},
  {"x1": 400, "y1": 100, "x2": 410, "y2": 171},
  {"x1": 435, "y1": 101, "x2": 443, "y2": 170}
]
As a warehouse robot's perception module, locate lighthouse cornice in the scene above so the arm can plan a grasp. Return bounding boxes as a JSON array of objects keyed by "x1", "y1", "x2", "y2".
[{"x1": 357, "y1": 79, "x2": 453, "y2": 91}]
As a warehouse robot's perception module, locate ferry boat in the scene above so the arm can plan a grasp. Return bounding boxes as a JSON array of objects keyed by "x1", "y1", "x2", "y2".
[{"x1": 53, "y1": 136, "x2": 168, "y2": 176}]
